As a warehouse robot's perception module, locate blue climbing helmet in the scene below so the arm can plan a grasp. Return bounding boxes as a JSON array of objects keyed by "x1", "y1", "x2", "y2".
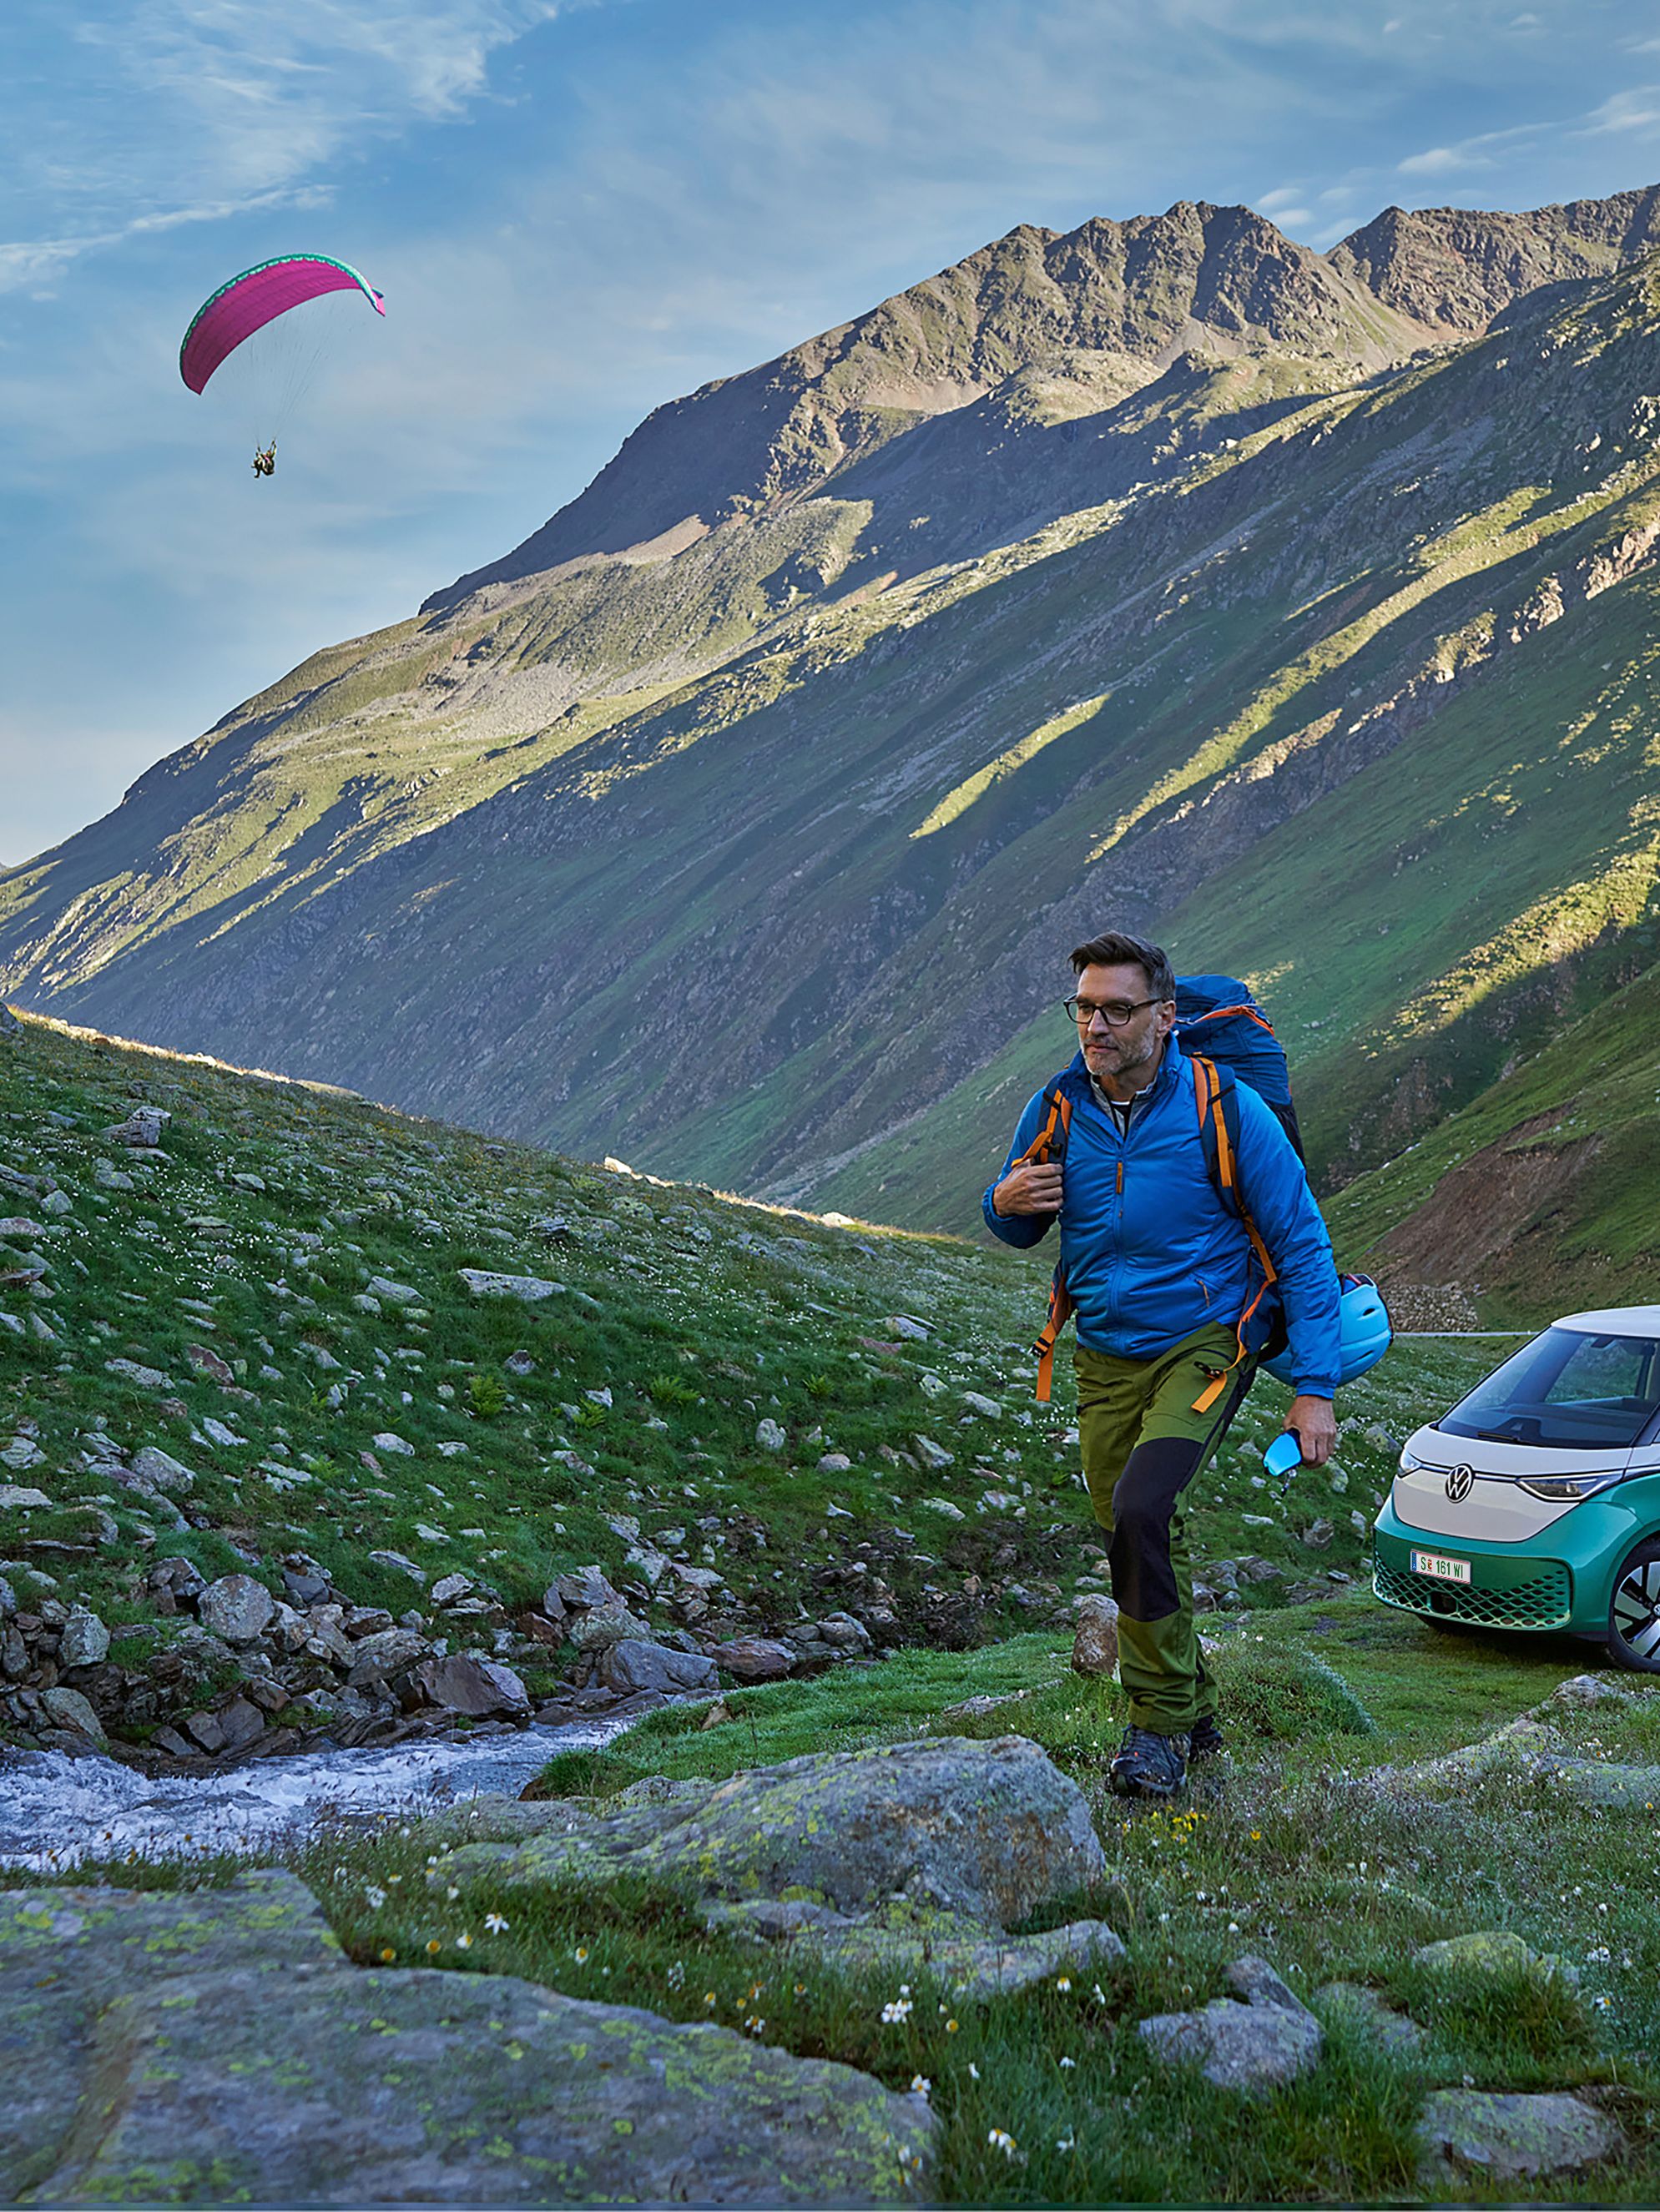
[{"x1": 1262, "y1": 1272, "x2": 1393, "y2": 1388}]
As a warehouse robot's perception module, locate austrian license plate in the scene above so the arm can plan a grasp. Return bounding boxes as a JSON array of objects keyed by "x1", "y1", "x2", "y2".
[{"x1": 1411, "y1": 1549, "x2": 1471, "y2": 1585}]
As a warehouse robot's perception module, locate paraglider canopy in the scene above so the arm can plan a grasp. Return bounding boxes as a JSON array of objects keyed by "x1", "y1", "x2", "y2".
[{"x1": 179, "y1": 254, "x2": 385, "y2": 394}]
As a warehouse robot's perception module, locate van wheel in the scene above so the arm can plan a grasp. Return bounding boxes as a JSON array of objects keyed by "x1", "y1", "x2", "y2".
[{"x1": 1607, "y1": 1544, "x2": 1660, "y2": 1672}]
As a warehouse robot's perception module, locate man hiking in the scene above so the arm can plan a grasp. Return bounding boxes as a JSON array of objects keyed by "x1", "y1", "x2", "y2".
[{"x1": 985, "y1": 930, "x2": 1340, "y2": 1800}]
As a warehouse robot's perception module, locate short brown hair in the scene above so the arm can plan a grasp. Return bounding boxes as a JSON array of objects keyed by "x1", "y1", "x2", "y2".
[{"x1": 1069, "y1": 930, "x2": 1176, "y2": 1001}]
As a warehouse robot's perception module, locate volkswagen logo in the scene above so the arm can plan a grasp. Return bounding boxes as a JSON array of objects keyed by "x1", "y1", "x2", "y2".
[{"x1": 1446, "y1": 1465, "x2": 1475, "y2": 1503}]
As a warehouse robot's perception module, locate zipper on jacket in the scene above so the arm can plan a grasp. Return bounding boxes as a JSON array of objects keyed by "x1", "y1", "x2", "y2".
[{"x1": 1116, "y1": 1161, "x2": 1124, "y2": 1195}]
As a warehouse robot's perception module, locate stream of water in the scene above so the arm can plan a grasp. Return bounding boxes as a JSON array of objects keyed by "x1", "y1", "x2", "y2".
[{"x1": 0, "y1": 1716, "x2": 632, "y2": 1873}]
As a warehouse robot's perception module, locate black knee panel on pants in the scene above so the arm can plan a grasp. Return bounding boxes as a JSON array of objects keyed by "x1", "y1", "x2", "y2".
[{"x1": 1109, "y1": 1435, "x2": 1204, "y2": 1621}]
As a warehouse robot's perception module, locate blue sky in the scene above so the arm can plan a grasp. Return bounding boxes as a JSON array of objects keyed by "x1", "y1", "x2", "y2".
[{"x1": 5, "y1": 0, "x2": 1660, "y2": 864}]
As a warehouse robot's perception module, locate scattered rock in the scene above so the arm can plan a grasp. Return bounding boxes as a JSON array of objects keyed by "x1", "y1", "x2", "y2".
[
  {"x1": 215, "y1": 1695, "x2": 268, "y2": 1751},
  {"x1": 185, "y1": 1343, "x2": 235, "y2": 1384},
  {"x1": 1072, "y1": 1593, "x2": 1120, "y2": 1676},
  {"x1": 598, "y1": 1640, "x2": 720, "y2": 1697},
  {"x1": 1417, "y1": 2089, "x2": 1623, "y2": 2185},
  {"x1": 1541, "y1": 1759, "x2": 1660, "y2": 1809},
  {"x1": 714, "y1": 1636, "x2": 798, "y2": 1682},
  {"x1": 817, "y1": 1612, "x2": 873, "y2": 1652},
  {"x1": 199, "y1": 1417, "x2": 247, "y2": 1448},
  {"x1": 416, "y1": 1652, "x2": 531, "y2": 1718},
  {"x1": 38, "y1": 1685, "x2": 107, "y2": 1745},
  {"x1": 707, "y1": 1895, "x2": 1125, "y2": 2000},
  {"x1": 199, "y1": 1575, "x2": 276, "y2": 1646},
  {"x1": 556, "y1": 1566, "x2": 623, "y2": 1611},
  {"x1": 1538, "y1": 1672, "x2": 1629, "y2": 1712},
  {"x1": 1413, "y1": 1929, "x2": 1577, "y2": 1992},
  {"x1": 1224, "y1": 1956, "x2": 1312, "y2": 2014},
  {"x1": 887, "y1": 1315, "x2": 930, "y2": 1341},
  {"x1": 366, "y1": 1274, "x2": 422, "y2": 1305},
  {"x1": 58, "y1": 1606, "x2": 110, "y2": 1669},
  {"x1": 368, "y1": 1549, "x2": 428, "y2": 1585},
  {"x1": 0, "y1": 1484, "x2": 53, "y2": 1510},
  {"x1": 1139, "y1": 1954, "x2": 1323, "y2": 2095},
  {"x1": 347, "y1": 1627, "x2": 433, "y2": 1688},
  {"x1": 912, "y1": 1434, "x2": 954, "y2": 1471},
  {"x1": 569, "y1": 1600, "x2": 651, "y2": 1652},
  {"x1": 103, "y1": 1105, "x2": 171, "y2": 1147},
  {"x1": 103, "y1": 1358, "x2": 170, "y2": 1391},
  {"x1": 755, "y1": 1418, "x2": 787, "y2": 1452},
  {"x1": 1315, "y1": 1982, "x2": 1428, "y2": 2057},
  {"x1": 457, "y1": 1268, "x2": 565, "y2": 1303},
  {"x1": 129, "y1": 1445, "x2": 196, "y2": 1494}
]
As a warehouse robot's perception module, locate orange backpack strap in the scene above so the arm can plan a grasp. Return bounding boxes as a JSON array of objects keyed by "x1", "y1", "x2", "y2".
[
  {"x1": 1190, "y1": 1054, "x2": 1279, "y2": 1413},
  {"x1": 1032, "y1": 1267, "x2": 1075, "y2": 1403},
  {"x1": 1017, "y1": 1088, "x2": 1072, "y2": 1168},
  {"x1": 1020, "y1": 1086, "x2": 1074, "y2": 1399},
  {"x1": 1183, "y1": 1000, "x2": 1279, "y2": 1036}
]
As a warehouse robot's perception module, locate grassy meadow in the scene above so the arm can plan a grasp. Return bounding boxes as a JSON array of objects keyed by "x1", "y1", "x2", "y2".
[{"x1": 4, "y1": 1007, "x2": 1656, "y2": 2202}]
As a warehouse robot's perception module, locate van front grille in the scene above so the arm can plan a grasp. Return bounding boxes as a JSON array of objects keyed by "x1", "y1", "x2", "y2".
[{"x1": 1373, "y1": 1556, "x2": 1571, "y2": 1630}]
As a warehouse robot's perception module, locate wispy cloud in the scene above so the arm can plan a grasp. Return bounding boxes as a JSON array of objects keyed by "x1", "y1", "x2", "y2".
[
  {"x1": 2, "y1": 2, "x2": 578, "y2": 289},
  {"x1": 1584, "y1": 86, "x2": 1660, "y2": 134}
]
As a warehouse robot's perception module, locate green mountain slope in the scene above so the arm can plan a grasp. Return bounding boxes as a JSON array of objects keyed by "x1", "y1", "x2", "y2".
[
  {"x1": 2, "y1": 1005, "x2": 1441, "y2": 1760},
  {"x1": 7, "y1": 189, "x2": 1660, "y2": 1277},
  {"x1": 1322, "y1": 954, "x2": 1660, "y2": 1319}
]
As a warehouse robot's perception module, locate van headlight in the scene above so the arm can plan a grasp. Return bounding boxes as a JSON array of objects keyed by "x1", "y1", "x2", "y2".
[
  {"x1": 1398, "y1": 1447, "x2": 1434, "y2": 1474},
  {"x1": 1516, "y1": 1471, "x2": 1623, "y2": 1501}
]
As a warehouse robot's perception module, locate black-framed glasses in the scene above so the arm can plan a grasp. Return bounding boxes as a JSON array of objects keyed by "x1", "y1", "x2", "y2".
[{"x1": 1063, "y1": 995, "x2": 1159, "y2": 1027}]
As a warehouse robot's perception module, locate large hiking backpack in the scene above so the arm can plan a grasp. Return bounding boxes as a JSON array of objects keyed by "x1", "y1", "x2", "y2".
[{"x1": 1022, "y1": 975, "x2": 1298, "y2": 1402}]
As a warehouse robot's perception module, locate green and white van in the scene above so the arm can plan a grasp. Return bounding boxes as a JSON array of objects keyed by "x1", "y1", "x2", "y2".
[{"x1": 1371, "y1": 1306, "x2": 1660, "y2": 1670}]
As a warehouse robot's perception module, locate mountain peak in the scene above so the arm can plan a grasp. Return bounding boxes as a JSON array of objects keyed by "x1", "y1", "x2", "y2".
[
  {"x1": 1328, "y1": 183, "x2": 1660, "y2": 332},
  {"x1": 425, "y1": 194, "x2": 1417, "y2": 608}
]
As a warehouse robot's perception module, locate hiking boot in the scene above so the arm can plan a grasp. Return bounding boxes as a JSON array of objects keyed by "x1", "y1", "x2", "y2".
[
  {"x1": 1108, "y1": 1725, "x2": 1189, "y2": 1799},
  {"x1": 1188, "y1": 1713, "x2": 1226, "y2": 1763}
]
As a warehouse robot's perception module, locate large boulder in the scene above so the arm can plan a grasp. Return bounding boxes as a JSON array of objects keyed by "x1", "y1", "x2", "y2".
[
  {"x1": 0, "y1": 1872, "x2": 933, "y2": 2204},
  {"x1": 448, "y1": 1736, "x2": 1105, "y2": 1927}
]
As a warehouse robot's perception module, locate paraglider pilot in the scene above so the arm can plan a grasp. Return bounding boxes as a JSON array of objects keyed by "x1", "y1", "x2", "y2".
[{"x1": 252, "y1": 443, "x2": 276, "y2": 477}]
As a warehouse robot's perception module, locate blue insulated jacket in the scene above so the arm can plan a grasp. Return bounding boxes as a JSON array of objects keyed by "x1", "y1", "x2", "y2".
[{"x1": 983, "y1": 1039, "x2": 1342, "y2": 1396}]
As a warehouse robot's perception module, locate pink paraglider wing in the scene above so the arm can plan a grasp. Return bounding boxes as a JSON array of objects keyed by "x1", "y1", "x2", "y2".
[{"x1": 179, "y1": 255, "x2": 385, "y2": 394}]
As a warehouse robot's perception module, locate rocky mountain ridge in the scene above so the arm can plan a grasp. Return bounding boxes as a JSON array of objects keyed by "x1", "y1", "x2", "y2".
[{"x1": 6, "y1": 184, "x2": 1660, "y2": 1280}]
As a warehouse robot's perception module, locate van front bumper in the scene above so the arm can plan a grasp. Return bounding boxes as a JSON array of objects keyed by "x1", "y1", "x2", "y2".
[{"x1": 1372, "y1": 1485, "x2": 1660, "y2": 1636}]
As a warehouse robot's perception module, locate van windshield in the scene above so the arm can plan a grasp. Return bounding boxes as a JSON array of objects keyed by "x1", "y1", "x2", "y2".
[{"x1": 1441, "y1": 1327, "x2": 1660, "y2": 1450}]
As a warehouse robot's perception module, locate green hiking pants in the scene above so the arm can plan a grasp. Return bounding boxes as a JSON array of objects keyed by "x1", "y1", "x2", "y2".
[{"x1": 1074, "y1": 1323, "x2": 1254, "y2": 1735}]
